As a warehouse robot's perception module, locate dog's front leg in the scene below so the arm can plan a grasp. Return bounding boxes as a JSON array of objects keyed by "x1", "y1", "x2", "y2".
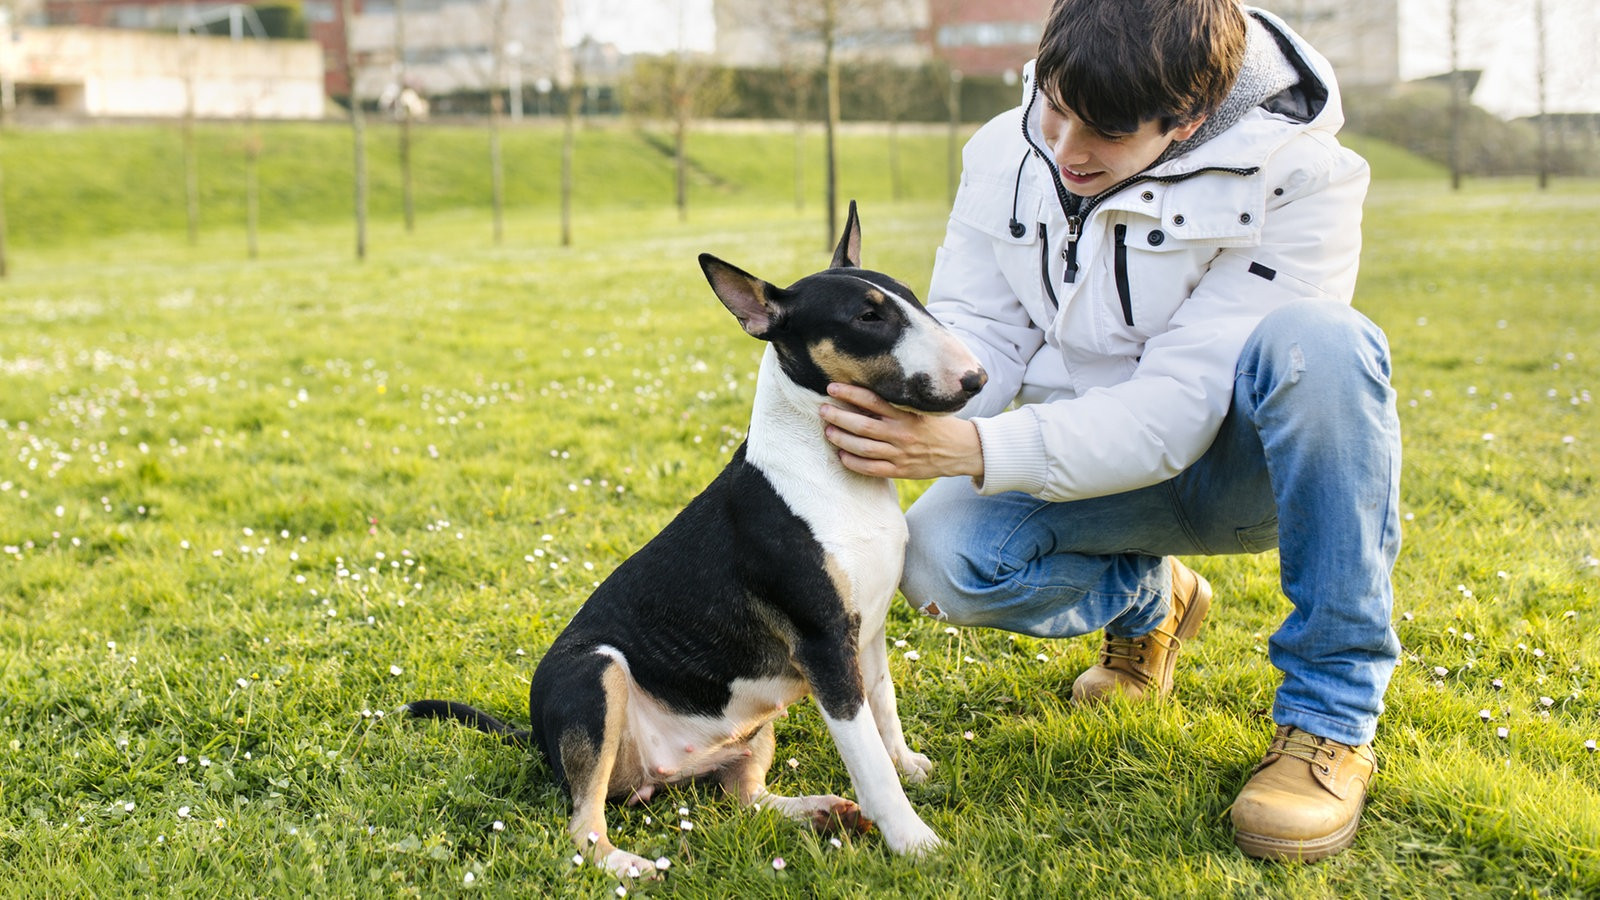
[
  {"x1": 859, "y1": 620, "x2": 934, "y2": 783},
  {"x1": 718, "y1": 721, "x2": 869, "y2": 834},
  {"x1": 813, "y1": 698, "x2": 941, "y2": 854}
]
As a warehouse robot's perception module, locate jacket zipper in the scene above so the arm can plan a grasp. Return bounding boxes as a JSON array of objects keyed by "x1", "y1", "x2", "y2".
[
  {"x1": 1113, "y1": 223, "x2": 1133, "y2": 326},
  {"x1": 1017, "y1": 83, "x2": 1260, "y2": 286},
  {"x1": 1063, "y1": 215, "x2": 1081, "y2": 283}
]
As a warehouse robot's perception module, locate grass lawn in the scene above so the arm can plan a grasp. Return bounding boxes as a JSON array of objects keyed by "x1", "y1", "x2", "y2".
[{"x1": 0, "y1": 129, "x2": 1597, "y2": 896}]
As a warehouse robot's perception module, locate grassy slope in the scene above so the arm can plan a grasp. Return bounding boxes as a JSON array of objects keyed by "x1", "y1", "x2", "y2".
[
  {"x1": 2, "y1": 120, "x2": 1439, "y2": 249},
  {"x1": 0, "y1": 124, "x2": 1595, "y2": 897}
]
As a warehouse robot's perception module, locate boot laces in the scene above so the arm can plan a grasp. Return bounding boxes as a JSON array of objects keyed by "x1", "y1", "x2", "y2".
[
  {"x1": 1099, "y1": 628, "x2": 1180, "y2": 666},
  {"x1": 1271, "y1": 727, "x2": 1341, "y2": 774}
]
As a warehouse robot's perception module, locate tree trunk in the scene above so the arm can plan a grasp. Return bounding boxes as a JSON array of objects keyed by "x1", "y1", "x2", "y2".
[
  {"x1": 1534, "y1": 0, "x2": 1549, "y2": 190},
  {"x1": 489, "y1": 0, "x2": 507, "y2": 244},
  {"x1": 0, "y1": 148, "x2": 9, "y2": 279},
  {"x1": 1447, "y1": 0, "x2": 1462, "y2": 191},
  {"x1": 675, "y1": 109, "x2": 688, "y2": 222},
  {"x1": 561, "y1": 75, "x2": 579, "y2": 247},
  {"x1": 822, "y1": 0, "x2": 840, "y2": 247},
  {"x1": 397, "y1": 0, "x2": 416, "y2": 230},
  {"x1": 246, "y1": 124, "x2": 260, "y2": 260},
  {"x1": 340, "y1": 0, "x2": 368, "y2": 260},
  {"x1": 490, "y1": 91, "x2": 505, "y2": 244},
  {"x1": 184, "y1": 81, "x2": 200, "y2": 246}
]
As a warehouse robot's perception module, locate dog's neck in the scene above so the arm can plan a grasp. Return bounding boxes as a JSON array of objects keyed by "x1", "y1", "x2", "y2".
[{"x1": 744, "y1": 345, "x2": 884, "y2": 494}]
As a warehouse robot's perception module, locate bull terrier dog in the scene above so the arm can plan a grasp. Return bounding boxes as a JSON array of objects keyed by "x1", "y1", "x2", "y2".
[{"x1": 409, "y1": 202, "x2": 985, "y2": 878}]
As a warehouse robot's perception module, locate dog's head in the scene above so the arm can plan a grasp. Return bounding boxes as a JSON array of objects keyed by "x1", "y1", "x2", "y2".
[{"x1": 698, "y1": 202, "x2": 986, "y2": 414}]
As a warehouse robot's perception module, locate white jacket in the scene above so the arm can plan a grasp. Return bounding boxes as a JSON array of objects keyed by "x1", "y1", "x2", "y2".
[{"x1": 933, "y1": 9, "x2": 1369, "y2": 502}]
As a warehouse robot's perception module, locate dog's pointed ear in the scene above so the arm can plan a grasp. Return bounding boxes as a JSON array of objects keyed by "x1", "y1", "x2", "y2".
[
  {"x1": 829, "y1": 200, "x2": 861, "y2": 269},
  {"x1": 699, "y1": 253, "x2": 783, "y2": 339}
]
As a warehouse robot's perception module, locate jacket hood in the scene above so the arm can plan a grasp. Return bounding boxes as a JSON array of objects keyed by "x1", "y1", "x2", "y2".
[{"x1": 1019, "y1": 7, "x2": 1347, "y2": 177}]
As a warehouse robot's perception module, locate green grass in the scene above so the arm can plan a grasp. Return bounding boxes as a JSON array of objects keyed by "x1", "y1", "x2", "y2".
[
  {"x1": 3, "y1": 119, "x2": 1435, "y2": 251},
  {"x1": 0, "y1": 124, "x2": 1596, "y2": 897}
]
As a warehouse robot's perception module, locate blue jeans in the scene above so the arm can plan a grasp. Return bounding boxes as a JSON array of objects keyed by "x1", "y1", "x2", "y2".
[{"x1": 903, "y1": 301, "x2": 1402, "y2": 746}]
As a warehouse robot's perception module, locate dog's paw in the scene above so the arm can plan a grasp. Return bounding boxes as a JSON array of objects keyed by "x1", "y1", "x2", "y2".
[
  {"x1": 809, "y1": 796, "x2": 874, "y2": 835},
  {"x1": 894, "y1": 749, "x2": 935, "y2": 783},
  {"x1": 883, "y1": 820, "x2": 943, "y2": 856},
  {"x1": 601, "y1": 848, "x2": 665, "y2": 881}
]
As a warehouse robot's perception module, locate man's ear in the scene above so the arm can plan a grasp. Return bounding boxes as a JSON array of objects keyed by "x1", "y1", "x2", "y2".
[{"x1": 1171, "y1": 114, "x2": 1208, "y2": 141}]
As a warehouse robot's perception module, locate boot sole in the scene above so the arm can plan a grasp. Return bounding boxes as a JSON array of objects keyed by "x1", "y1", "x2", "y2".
[{"x1": 1233, "y1": 799, "x2": 1362, "y2": 862}]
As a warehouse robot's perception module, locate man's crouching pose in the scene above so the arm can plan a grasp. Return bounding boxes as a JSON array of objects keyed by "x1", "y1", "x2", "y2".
[{"x1": 818, "y1": 0, "x2": 1401, "y2": 862}]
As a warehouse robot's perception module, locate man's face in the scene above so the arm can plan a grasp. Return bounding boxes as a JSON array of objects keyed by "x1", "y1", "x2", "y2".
[{"x1": 1039, "y1": 91, "x2": 1206, "y2": 196}]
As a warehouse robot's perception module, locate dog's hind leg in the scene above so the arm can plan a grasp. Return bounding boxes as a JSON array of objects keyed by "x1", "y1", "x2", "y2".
[
  {"x1": 554, "y1": 658, "x2": 662, "y2": 881},
  {"x1": 718, "y1": 721, "x2": 869, "y2": 835}
]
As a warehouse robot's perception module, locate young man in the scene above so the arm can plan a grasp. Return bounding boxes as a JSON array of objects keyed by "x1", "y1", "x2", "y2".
[{"x1": 818, "y1": 0, "x2": 1401, "y2": 861}]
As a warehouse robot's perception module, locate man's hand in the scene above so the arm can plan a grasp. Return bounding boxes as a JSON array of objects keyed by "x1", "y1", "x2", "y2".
[{"x1": 819, "y1": 383, "x2": 984, "y2": 480}]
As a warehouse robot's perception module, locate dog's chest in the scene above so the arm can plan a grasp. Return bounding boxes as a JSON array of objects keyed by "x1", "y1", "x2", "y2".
[{"x1": 769, "y1": 464, "x2": 908, "y2": 619}]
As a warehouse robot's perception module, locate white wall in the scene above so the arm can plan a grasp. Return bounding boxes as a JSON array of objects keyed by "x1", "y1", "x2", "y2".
[{"x1": 2, "y1": 27, "x2": 326, "y2": 119}]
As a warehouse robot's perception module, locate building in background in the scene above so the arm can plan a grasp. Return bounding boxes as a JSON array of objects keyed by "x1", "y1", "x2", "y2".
[
  {"x1": 348, "y1": 0, "x2": 568, "y2": 106},
  {"x1": 714, "y1": 0, "x2": 927, "y2": 70},
  {"x1": 714, "y1": 0, "x2": 1402, "y2": 84},
  {"x1": 39, "y1": 0, "x2": 353, "y2": 97},
  {"x1": 1272, "y1": 0, "x2": 1401, "y2": 87},
  {"x1": 926, "y1": 0, "x2": 1047, "y2": 79},
  {"x1": 0, "y1": 26, "x2": 325, "y2": 119}
]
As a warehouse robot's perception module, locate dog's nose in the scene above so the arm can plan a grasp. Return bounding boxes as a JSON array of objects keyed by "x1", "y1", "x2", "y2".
[{"x1": 960, "y1": 369, "x2": 988, "y2": 395}]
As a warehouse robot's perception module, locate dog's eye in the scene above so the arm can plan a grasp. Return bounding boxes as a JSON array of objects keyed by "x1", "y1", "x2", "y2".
[{"x1": 856, "y1": 309, "x2": 883, "y2": 323}]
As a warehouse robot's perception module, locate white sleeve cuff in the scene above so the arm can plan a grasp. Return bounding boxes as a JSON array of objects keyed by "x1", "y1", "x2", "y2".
[{"x1": 971, "y1": 408, "x2": 1050, "y2": 497}]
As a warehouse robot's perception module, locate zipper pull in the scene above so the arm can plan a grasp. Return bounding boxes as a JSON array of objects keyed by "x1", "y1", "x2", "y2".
[{"x1": 1062, "y1": 215, "x2": 1081, "y2": 284}]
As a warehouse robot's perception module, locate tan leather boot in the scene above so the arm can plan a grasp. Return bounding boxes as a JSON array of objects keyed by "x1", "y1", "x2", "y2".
[
  {"x1": 1231, "y1": 725, "x2": 1376, "y2": 862},
  {"x1": 1071, "y1": 558, "x2": 1212, "y2": 703}
]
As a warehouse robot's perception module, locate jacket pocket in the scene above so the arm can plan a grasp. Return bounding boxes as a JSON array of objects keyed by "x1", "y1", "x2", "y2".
[
  {"x1": 1038, "y1": 221, "x2": 1059, "y2": 313},
  {"x1": 1113, "y1": 223, "x2": 1133, "y2": 326}
]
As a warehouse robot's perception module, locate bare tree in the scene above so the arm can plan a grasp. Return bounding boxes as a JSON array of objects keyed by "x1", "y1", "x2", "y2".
[
  {"x1": 1448, "y1": 0, "x2": 1464, "y2": 190},
  {"x1": 340, "y1": 0, "x2": 368, "y2": 260},
  {"x1": 244, "y1": 122, "x2": 261, "y2": 259},
  {"x1": 860, "y1": 61, "x2": 918, "y2": 202},
  {"x1": 181, "y1": 34, "x2": 201, "y2": 245},
  {"x1": 753, "y1": 0, "x2": 920, "y2": 243},
  {"x1": 395, "y1": 0, "x2": 416, "y2": 231},
  {"x1": 820, "y1": 0, "x2": 842, "y2": 241},
  {"x1": 1534, "y1": 0, "x2": 1550, "y2": 190},
  {"x1": 487, "y1": 0, "x2": 508, "y2": 244},
  {"x1": 560, "y1": 58, "x2": 582, "y2": 247},
  {"x1": 623, "y1": 52, "x2": 732, "y2": 223},
  {"x1": 0, "y1": 135, "x2": 8, "y2": 279},
  {"x1": 781, "y1": 62, "x2": 812, "y2": 212},
  {"x1": 0, "y1": 1, "x2": 10, "y2": 280}
]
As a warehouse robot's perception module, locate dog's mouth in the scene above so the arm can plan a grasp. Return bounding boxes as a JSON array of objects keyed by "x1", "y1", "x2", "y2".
[{"x1": 878, "y1": 369, "x2": 987, "y2": 415}]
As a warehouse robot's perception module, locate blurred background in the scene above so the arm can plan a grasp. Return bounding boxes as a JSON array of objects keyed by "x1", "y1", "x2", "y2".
[{"x1": 0, "y1": 0, "x2": 1594, "y2": 268}]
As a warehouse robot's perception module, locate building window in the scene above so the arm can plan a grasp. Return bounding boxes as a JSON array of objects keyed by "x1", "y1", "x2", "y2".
[{"x1": 937, "y1": 22, "x2": 1042, "y2": 49}]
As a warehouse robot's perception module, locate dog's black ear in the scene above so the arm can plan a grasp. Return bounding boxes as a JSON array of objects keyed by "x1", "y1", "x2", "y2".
[
  {"x1": 829, "y1": 200, "x2": 861, "y2": 269},
  {"x1": 699, "y1": 253, "x2": 783, "y2": 339}
]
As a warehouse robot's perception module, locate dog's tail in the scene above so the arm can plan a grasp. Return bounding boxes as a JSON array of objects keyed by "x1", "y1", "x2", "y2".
[{"x1": 405, "y1": 699, "x2": 533, "y2": 747}]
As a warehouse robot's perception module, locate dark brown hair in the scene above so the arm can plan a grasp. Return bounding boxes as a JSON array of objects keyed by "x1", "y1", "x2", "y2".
[{"x1": 1035, "y1": 0, "x2": 1247, "y2": 135}]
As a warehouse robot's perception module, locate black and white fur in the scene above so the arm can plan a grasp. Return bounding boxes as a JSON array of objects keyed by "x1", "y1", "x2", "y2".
[{"x1": 408, "y1": 203, "x2": 985, "y2": 879}]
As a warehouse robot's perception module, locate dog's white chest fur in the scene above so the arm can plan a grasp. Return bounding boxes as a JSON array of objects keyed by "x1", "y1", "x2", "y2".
[{"x1": 744, "y1": 347, "x2": 909, "y2": 621}]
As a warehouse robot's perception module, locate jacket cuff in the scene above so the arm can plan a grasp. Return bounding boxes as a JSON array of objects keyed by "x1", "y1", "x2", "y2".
[{"x1": 972, "y1": 408, "x2": 1049, "y2": 496}]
